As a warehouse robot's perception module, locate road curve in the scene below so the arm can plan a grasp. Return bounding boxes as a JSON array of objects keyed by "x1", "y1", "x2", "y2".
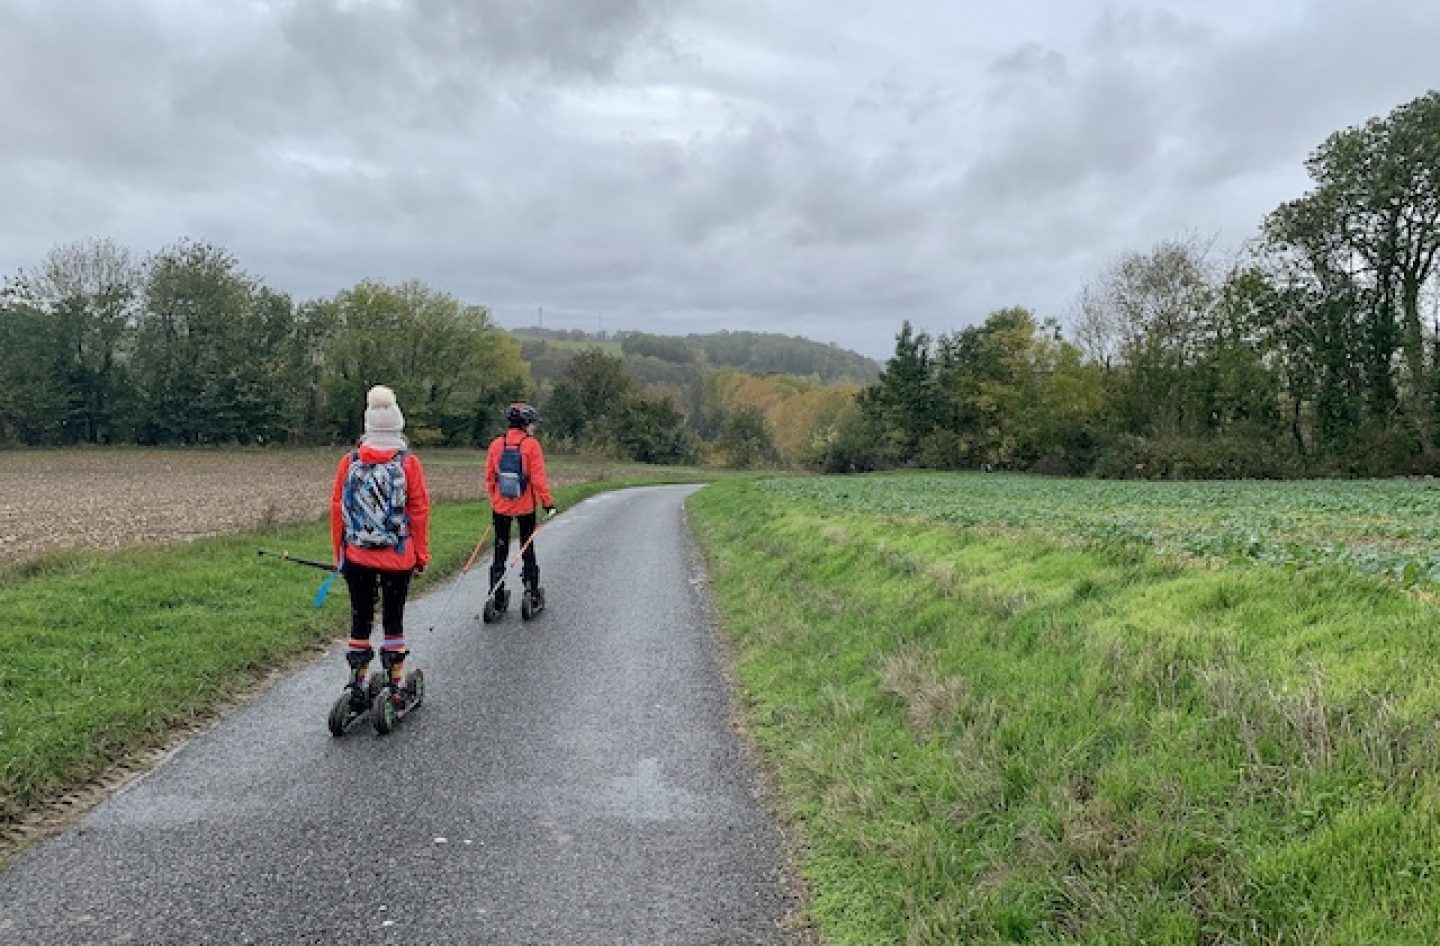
[{"x1": 0, "y1": 484, "x2": 799, "y2": 945}]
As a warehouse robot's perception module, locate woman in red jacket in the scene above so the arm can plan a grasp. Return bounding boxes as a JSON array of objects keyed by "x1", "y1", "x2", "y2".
[
  {"x1": 484, "y1": 402, "x2": 555, "y2": 617},
  {"x1": 330, "y1": 385, "x2": 430, "y2": 711}
]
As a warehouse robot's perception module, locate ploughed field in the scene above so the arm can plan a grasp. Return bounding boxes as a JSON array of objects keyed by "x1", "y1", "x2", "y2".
[{"x1": 0, "y1": 448, "x2": 617, "y2": 563}]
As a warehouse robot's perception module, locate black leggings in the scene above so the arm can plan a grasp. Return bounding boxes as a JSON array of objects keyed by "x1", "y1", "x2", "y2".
[
  {"x1": 343, "y1": 564, "x2": 413, "y2": 641},
  {"x1": 491, "y1": 510, "x2": 539, "y2": 588}
]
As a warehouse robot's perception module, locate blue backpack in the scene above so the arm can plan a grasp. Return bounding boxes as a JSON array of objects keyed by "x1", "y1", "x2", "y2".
[
  {"x1": 497, "y1": 436, "x2": 528, "y2": 500},
  {"x1": 341, "y1": 450, "x2": 409, "y2": 550}
]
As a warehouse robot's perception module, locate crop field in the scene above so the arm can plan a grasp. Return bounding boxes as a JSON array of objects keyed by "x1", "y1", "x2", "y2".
[
  {"x1": 765, "y1": 471, "x2": 1440, "y2": 587},
  {"x1": 690, "y1": 474, "x2": 1440, "y2": 943},
  {"x1": 0, "y1": 447, "x2": 688, "y2": 563}
]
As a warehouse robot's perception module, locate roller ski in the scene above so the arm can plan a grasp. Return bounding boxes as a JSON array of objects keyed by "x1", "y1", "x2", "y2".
[
  {"x1": 520, "y1": 582, "x2": 546, "y2": 621},
  {"x1": 481, "y1": 583, "x2": 511, "y2": 623},
  {"x1": 372, "y1": 667, "x2": 425, "y2": 735},
  {"x1": 327, "y1": 667, "x2": 387, "y2": 737}
]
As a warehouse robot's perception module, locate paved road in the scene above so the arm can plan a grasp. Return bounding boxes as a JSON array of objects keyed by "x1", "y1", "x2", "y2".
[{"x1": 0, "y1": 485, "x2": 798, "y2": 945}]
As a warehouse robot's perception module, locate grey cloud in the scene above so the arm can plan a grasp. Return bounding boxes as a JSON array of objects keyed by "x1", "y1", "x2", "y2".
[
  {"x1": 1086, "y1": 7, "x2": 1217, "y2": 52},
  {"x1": 988, "y1": 43, "x2": 1068, "y2": 87},
  {"x1": 4, "y1": 1, "x2": 1439, "y2": 361},
  {"x1": 0, "y1": 4, "x2": 174, "y2": 162},
  {"x1": 1177, "y1": 0, "x2": 1440, "y2": 188},
  {"x1": 305, "y1": 0, "x2": 685, "y2": 85},
  {"x1": 962, "y1": 67, "x2": 1163, "y2": 206}
]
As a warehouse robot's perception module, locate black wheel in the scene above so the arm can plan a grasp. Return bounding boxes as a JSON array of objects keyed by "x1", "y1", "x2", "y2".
[
  {"x1": 482, "y1": 600, "x2": 498, "y2": 623},
  {"x1": 404, "y1": 668, "x2": 425, "y2": 708},
  {"x1": 373, "y1": 687, "x2": 398, "y2": 735},
  {"x1": 520, "y1": 592, "x2": 534, "y2": 621},
  {"x1": 327, "y1": 693, "x2": 351, "y2": 737},
  {"x1": 365, "y1": 671, "x2": 386, "y2": 701}
]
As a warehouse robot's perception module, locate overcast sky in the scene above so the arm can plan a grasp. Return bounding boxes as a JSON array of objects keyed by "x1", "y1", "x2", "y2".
[{"x1": 2, "y1": 1, "x2": 1436, "y2": 359}]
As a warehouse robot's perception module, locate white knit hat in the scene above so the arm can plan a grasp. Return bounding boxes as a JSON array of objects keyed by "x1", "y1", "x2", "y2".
[{"x1": 362, "y1": 385, "x2": 407, "y2": 449}]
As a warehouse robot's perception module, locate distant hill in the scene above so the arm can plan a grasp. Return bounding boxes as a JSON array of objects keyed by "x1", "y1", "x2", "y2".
[{"x1": 510, "y1": 327, "x2": 879, "y2": 385}]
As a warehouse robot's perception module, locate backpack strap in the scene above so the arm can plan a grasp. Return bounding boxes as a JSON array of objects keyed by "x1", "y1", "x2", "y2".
[
  {"x1": 523, "y1": 435, "x2": 533, "y2": 500},
  {"x1": 340, "y1": 450, "x2": 360, "y2": 549},
  {"x1": 392, "y1": 450, "x2": 409, "y2": 554}
]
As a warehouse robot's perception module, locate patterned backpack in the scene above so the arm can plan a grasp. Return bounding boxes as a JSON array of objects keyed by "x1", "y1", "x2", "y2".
[{"x1": 341, "y1": 450, "x2": 409, "y2": 550}]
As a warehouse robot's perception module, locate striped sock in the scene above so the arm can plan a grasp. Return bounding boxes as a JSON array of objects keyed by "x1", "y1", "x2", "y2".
[{"x1": 382, "y1": 639, "x2": 407, "y2": 684}]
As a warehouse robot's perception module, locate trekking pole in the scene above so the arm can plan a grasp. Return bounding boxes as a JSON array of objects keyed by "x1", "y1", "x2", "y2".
[
  {"x1": 423, "y1": 524, "x2": 493, "y2": 633},
  {"x1": 460, "y1": 524, "x2": 494, "y2": 574},
  {"x1": 257, "y1": 548, "x2": 343, "y2": 608},
  {"x1": 257, "y1": 548, "x2": 334, "y2": 571}
]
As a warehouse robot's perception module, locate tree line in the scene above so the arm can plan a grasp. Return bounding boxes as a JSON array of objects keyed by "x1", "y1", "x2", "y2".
[
  {"x1": 0, "y1": 240, "x2": 853, "y2": 466},
  {"x1": 833, "y1": 90, "x2": 1440, "y2": 478},
  {"x1": 618, "y1": 330, "x2": 878, "y2": 383},
  {"x1": 6, "y1": 90, "x2": 1435, "y2": 479},
  {"x1": 0, "y1": 241, "x2": 528, "y2": 447}
]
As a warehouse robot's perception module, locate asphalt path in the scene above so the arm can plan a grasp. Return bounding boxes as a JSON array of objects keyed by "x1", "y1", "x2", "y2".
[{"x1": 0, "y1": 484, "x2": 799, "y2": 945}]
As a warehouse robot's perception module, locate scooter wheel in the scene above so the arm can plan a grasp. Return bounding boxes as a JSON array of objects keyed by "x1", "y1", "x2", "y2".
[
  {"x1": 327, "y1": 693, "x2": 351, "y2": 737},
  {"x1": 373, "y1": 687, "x2": 398, "y2": 735},
  {"x1": 520, "y1": 593, "x2": 534, "y2": 621},
  {"x1": 482, "y1": 600, "x2": 498, "y2": 623},
  {"x1": 404, "y1": 668, "x2": 425, "y2": 709}
]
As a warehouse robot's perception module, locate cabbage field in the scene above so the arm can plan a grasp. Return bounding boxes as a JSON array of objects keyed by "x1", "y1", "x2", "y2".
[{"x1": 764, "y1": 472, "x2": 1440, "y2": 587}]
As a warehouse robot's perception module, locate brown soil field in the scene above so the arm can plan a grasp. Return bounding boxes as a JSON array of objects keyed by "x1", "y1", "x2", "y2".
[{"x1": 1, "y1": 447, "x2": 648, "y2": 562}]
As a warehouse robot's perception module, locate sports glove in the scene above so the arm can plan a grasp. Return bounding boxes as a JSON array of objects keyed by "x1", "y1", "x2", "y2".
[{"x1": 544, "y1": 505, "x2": 557, "y2": 520}]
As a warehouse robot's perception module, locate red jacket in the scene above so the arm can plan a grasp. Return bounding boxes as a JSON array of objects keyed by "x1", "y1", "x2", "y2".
[
  {"x1": 331, "y1": 445, "x2": 430, "y2": 570},
  {"x1": 485, "y1": 430, "x2": 553, "y2": 516}
]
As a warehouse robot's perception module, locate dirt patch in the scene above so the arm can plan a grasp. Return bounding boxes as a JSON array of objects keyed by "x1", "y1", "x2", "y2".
[{"x1": 0, "y1": 447, "x2": 609, "y2": 563}]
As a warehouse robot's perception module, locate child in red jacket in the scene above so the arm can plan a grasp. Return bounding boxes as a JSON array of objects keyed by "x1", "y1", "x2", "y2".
[
  {"x1": 330, "y1": 385, "x2": 430, "y2": 712},
  {"x1": 483, "y1": 402, "x2": 555, "y2": 617}
]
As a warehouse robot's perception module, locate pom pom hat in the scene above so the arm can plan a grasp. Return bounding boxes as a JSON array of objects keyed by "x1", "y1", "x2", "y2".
[{"x1": 362, "y1": 385, "x2": 407, "y2": 450}]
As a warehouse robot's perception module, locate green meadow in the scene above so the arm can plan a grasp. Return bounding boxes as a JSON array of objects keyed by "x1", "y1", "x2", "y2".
[{"x1": 688, "y1": 473, "x2": 1440, "y2": 944}]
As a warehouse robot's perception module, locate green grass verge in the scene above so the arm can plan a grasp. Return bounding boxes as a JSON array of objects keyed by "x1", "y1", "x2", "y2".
[
  {"x1": 688, "y1": 477, "x2": 1440, "y2": 945},
  {"x1": 0, "y1": 476, "x2": 706, "y2": 827}
]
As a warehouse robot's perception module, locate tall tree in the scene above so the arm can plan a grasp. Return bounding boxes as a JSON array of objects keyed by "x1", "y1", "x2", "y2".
[
  {"x1": 1265, "y1": 178, "x2": 1372, "y2": 454},
  {"x1": 1386, "y1": 93, "x2": 1440, "y2": 452},
  {"x1": 131, "y1": 241, "x2": 301, "y2": 444},
  {"x1": 1199, "y1": 268, "x2": 1286, "y2": 440},
  {"x1": 543, "y1": 350, "x2": 638, "y2": 447},
  {"x1": 1105, "y1": 239, "x2": 1215, "y2": 438},
  {"x1": 1267, "y1": 91, "x2": 1440, "y2": 455},
  {"x1": 927, "y1": 308, "x2": 1083, "y2": 469},
  {"x1": 8, "y1": 238, "x2": 139, "y2": 443},
  {"x1": 860, "y1": 320, "x2": 934, "y2": 457},
  {"x1": 615, "y1": 393, "x2": 696, "y2": 464},
  {"x1": 320, "y1": 280, "x2": 527, "y2": 445},
  {"x1": 0, "y1": 288, "x2": 68, "y2": 443},
  {"x1": 713, "y1": 404, "x2": 780, "y2": 469}
]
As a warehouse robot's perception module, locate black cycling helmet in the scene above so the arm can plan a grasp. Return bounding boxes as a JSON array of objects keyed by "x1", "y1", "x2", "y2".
[{"x1": 507, "y1": 402, "x2": 540, "y2": 428}]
